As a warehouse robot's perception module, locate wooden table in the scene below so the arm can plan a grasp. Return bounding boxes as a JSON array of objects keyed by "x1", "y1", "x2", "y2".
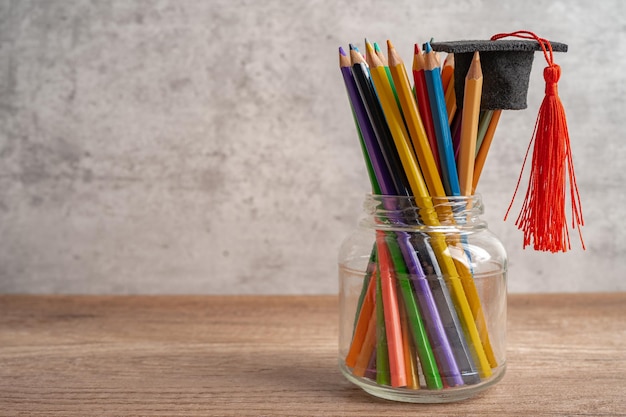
[{"x1": 0, "y1": 294, "x2": 624, "y2": 416}]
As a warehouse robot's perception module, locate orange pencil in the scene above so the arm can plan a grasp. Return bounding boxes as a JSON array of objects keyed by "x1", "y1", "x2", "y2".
[
  {"x1": 345, "y1": 276, "x2": 376, "y2": 367},
  {"x1": 473, "y1": 110, "x2": 502, "y2": 192},
  {"x1": 353, "y1": 308, "x2": 378, "y2": 377},
  {"x1": 441, "y1": 53, "x2": 455, "y2": 96},
  {"x1": 458, "y1": 51, "x2": 483, "y2": 196},
  {"x1": 445, "y1": 75, "x2": 457, "y2": 125}
]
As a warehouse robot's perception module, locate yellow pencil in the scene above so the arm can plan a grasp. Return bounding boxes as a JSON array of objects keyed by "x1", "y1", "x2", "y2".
[
  {"x1": 458, "y1": 51, "x2": 483, "y2": 196},
  {"x1": 386, "y1": 40, "x2": 446, "y2": 199},
  {"x1": 473, "y1": 110, "x2": 502, "y2": 193},
  {"x1": 365, "y1": 41, "x2": 431, "y2": 202}
]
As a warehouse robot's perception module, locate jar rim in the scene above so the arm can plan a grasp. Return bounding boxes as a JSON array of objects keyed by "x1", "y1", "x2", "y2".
[{"x1": 360, "y1": 193, "x2": 485, "y2": 230}]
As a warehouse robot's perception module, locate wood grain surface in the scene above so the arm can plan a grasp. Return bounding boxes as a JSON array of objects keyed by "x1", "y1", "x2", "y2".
[{"x1": 0, "y1": 294, "x2": 624, "y2": 416}]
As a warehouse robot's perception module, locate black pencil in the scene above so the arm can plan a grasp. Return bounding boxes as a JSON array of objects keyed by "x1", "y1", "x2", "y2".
[{"x1": 349, "y1": 45, "x2": 411, "y2": 197}]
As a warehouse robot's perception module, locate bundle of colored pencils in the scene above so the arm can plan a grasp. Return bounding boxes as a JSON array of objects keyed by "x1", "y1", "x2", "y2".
[{"x1": 338, "y1": 40, "x2": 501, "y2": 390}]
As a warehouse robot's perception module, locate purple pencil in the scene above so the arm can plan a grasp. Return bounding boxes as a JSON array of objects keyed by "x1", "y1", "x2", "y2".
[{"x1": 339, "y1": 46, "x2": 397, "y2": 195}]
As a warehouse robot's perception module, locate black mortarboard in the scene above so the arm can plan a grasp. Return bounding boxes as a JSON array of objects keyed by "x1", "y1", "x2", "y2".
[{"x1": 430, "y1": 40, "x2": 568, "y2": 110}]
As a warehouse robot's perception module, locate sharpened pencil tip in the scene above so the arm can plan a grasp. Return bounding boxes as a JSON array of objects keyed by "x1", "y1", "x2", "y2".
[
  {"x1": 339, "y1": 46, "x2": 347, "y2": 56},
  {"x1": 374, "y1": 42, "x2": 381, "y2": 52},
  {"x1": 414, "y1": 43, "x2": 421, "y2": 55},
  {"x1": 386, "y1": 39, "x2": 394, "y2": 50},
  {"x1": 424, "y1": 42, "x2": 432, "y2": 53}
]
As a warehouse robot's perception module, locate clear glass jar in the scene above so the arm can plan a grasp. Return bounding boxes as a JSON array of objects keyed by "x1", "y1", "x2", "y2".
[{"x1": 338, "y1": 194, "x2": 507, "y2": 403}]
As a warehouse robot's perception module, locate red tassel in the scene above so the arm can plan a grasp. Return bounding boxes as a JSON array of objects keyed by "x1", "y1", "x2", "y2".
[{"x1": 493, "y1": 31, "x2": 585, "y2": 252}]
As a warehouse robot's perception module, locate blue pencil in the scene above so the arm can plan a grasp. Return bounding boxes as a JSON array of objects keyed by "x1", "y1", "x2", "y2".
[{"x1": 423, "y1": 43, "x2": 460, "y2": 196}]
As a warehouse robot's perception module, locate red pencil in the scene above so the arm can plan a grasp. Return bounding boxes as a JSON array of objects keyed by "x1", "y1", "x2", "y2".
[
  {"x1": 376, "y1": 231, "x2": 407, "y2": 388},
  {"x1": 412, "y1": 44, "x2": 441, "y2": 176}
]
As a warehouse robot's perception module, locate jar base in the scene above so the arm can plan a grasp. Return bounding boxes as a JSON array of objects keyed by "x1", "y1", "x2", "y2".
[{"x1": 339, "y1": 360, "x2": 506, "y2": 403}]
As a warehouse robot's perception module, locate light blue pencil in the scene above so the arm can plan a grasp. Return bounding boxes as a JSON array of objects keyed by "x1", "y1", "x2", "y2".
[{"x1": 423, "y1": 42, "x2": 460, "y2": 196}]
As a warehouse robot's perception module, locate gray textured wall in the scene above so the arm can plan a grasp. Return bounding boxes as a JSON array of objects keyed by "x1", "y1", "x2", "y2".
[{"x1": 0, "y1": 0, "x2": 624, "y2": 294}]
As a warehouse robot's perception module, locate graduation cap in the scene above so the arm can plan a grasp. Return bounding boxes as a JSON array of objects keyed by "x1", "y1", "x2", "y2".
[
  {"x1": 430, "y1": 39, "x2": 568, "y2": 110},
  {"x1": 434, "y1": 31, "x2": 584, "y2": 253}
]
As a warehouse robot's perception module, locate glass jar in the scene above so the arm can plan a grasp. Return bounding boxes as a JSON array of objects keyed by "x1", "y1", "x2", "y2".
[{"x1": 338, "y1": 194, "x2": 507, "y2": 403}]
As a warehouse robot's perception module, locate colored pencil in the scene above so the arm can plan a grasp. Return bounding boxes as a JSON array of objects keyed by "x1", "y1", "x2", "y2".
[
  {"x1": 452, "y1": 257, "x2": 498, "y2": 369},
  {"x1": 349, "y1": 46, "x2": 411, "y2": 196},
  {"x1": 475, "y1": 110, "x2": 494, "y2": 157},
  {"x1": 375, "y1": 232, "x2": 407, "y2": 387},
  {"x1": 473, "y1": 110, "x2": 502, "y2": 192},
  {"x1": 375, "y1": 271, "x2": 391, "y2": 385},
  {"x1": 445, "y1": 75, "x2": 457, "y2": 125},
  {"x1": 352, "y1": 248, "x2": 377, "y2": 333},
  {"x1": 412, "y1": 44, "x2": 441, "y2": 176},
  {"x1": 458, "y1": 51, "x2": 483, "y2": 196},
  {"x1": 387, "y1": 40, "x2": 445, "y2": 199},
  {"x1": 353, "y1": 307, "x2": 378, "y2": 377},
  {"x1": 423, "y1": 42, "x2": 461, "y2": 196},
  {"x1": 345, "y1": 275, "x2": 376, "y2": 367},
  {"x1": 451, "y1": 111, "x2": 463, "y2": 161},
  {"x1": 373, "y1": 41, "x2": 402, "y2": 113},
  {"x1": 339, "y1": 46, "x2": 395, "y2": 195},
  {"x1": 441, "y1": 53, "x2": 455, "y2": 96},
  {"x1": 398, "y1": 298, "x2": 420, "y2": 389},
  {"x1": 366, "y1": 41, "x2": 430, "y2": 200}
]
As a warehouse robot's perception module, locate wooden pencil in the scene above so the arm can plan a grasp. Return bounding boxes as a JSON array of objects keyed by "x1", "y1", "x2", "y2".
[
  {"x1": 412, "y1": 44, "x2": 441, "y2": 176},
  {"x1": 375, "y1": 232, "x2": 407, "y2": 388},
  {"x1": 387, "y1": 40, "x2": 446, "y2": 199},
  {"x1": 353, "y1": 308, "x2": 378, "y2": 377},
  {"x1": 373, "y1": 41, "x2": 388, "y2": 65},
  {"x1": 339, "y1": 47, "x2": 383, "y2": 195},
  {"x1": 349, "y1": 45, "x2": 411, "y2": 196},
  {"x1": 345, "y1": 275, "x2": 376, "y2": 367},
  {"x1": 373, "y1": 41, "x2": 402, "y2": 112},
  {"x1": 339, "y1": 46, "x2": 395, "y2": 195},
  {"x1": 473, "y1": 109, "x2": 502, "y2": 192},
  {"x1": 375, "y1": 271, "x2": 390, "y2": 385},
  {"x1": 366, "y1": 41, "x2": 430, "y2": 200},
  {"x1": 475, "y1": 110, "x2": 494, "y2": 157},
  {"x1": 423, "y1": 42, "x2": 461, "y2": 196},
  {"x1": 441, "y1": 53, "x2": 455, "y2": 96},
  {"x1": 445, "y1": 75, "x2": 457, "y2": 125},
  {"x1": 398, "y1": 298, "x2": 420, "y2": 389},
  {"x1": 458, "y1": 51, "x2": 483, "y2": 196}
]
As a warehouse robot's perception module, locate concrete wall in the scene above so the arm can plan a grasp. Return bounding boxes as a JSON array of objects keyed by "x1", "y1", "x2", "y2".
[{"x1": 1, "y1": 0, "x2": 624, "y2": 294}]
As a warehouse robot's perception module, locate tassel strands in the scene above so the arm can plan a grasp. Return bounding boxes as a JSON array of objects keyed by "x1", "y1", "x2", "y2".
[{"x1": 497, "y1": 31, "x2": 585, "y2": 252}]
